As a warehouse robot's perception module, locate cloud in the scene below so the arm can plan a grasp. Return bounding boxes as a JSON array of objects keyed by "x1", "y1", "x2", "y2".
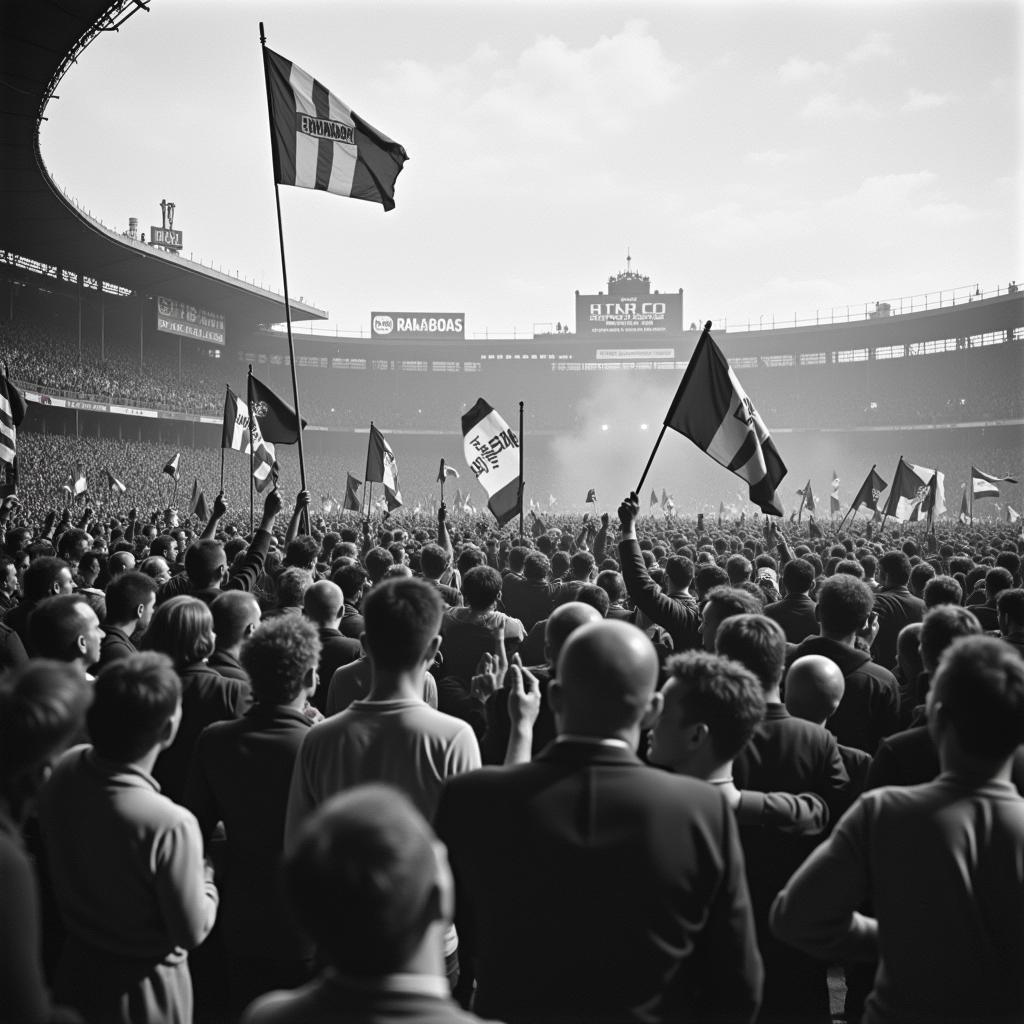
[
  {"x1": 901, "y1": 88, "x2": 951, "y2": 113},
  {"x1": 800, "y1": 92, "x2": 877, "y2": 120},
  {"x1": 778, "y1": 57, "x2": 830, "y2": 83},
  {"x1": 845, "y1": 32, "x2": 893, "y2": 63}
]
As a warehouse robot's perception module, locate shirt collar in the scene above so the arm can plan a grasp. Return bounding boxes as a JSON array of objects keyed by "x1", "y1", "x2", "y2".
[
  {"x1": 554, "y1": 734, "x2": 633, "y2": 751},
  {"x1": 327, "y1": 970, "x2": 450, "y2": 999}
]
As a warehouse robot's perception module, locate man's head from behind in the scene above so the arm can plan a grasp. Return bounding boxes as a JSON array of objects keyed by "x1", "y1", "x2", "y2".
[
  {"x1": 784, "y1": 655, "x2": 846, "y2": 726},
  {"x1": 714, "y1": 614, "x2": 787, "y2": 694},
  {"x1": 286, "y1": 784, "x2": 450, "y2": 977},
  {"x1": 87, "y1": 653, "x2": 182, "y2": 764},
  {"x1": 550, "y1": 620, "x2": 660, "y2": 741},
  {"x1": 699, "y1": 586, "x2": 763, "y2": 653},
  {"x1": 923, "y1": 574, "x2": 963, "y2": 610},
  {"x1": 927, "y1": 636, "x2": 1024, "y2": 767},
  {"x1": 362, "y1": 578, "x2": 443, "y2": 674},
  {"x1": 997, "y1": 588, "x2": 1024, "y2": 636},
  {"x1": 210, "y1": 591, "x2": 261, "y2": 651},
  {"x1": 184, "y1": 539, "x2": 227, "y2": 589},
  {"x1": 648, "y1": 651, "x2": 765, "y2": 777},
  {"x1": 919, "y1": 605, "x2": 982, "y2": 676},
  {"x1": 104, "y1": 571, "x2": 157, "y2": 633},
  {"x1": 816, "y1": 575, "x2": 874, "y2": 640},
  {"x1": 241, "y1": 616, "x2": 322, "y2": 706},
  {"x1": 303, "y1": 579, "x2": 344, "y2": 628},
  {"x1": 879, "y1": 551, "x2": 912, "y2": 588},
  {"x1": 544, "y1": 601, "x2": 603, "y2": 671}
]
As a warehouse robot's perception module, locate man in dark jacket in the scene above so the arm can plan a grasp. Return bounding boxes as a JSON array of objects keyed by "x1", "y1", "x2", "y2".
[
  {"x1": 870, "y1": 551, "x2": 925, "y2": 670},
  {"x1": 97, "y1": 571, "x2": 157, "y2": 671},
  {"x1": 788, "y1": 575, "x2": 900, "y2": 754},
  {"x1": 764, "y1": 559, "x2": 818, "y2": 644},
  {"x1": 302, "y1": 580, "x2": 361, "y2": 712},
  {"x1": 209, "y1": 592, "x2": 262, "y2": 683}
]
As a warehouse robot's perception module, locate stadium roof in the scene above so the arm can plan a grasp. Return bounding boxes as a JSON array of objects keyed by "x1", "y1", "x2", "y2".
[{"x1": 0, "y1": 0, "x2": 327, "y2": 333}]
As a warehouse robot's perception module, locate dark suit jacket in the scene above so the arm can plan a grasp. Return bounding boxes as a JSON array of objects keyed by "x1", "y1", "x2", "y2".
[
  {"x1": 435, "y1": 740, "x2": 763, "y2": 1024},
  {"x1": 618, "y1": 539, "x2": 700, "y2": 653},
  {"x1": 96, "y1": 625, "x2": 136, "y2": 671},
  {"x1": 479, "y1": 666, "x2": 554, "y2": 765},
  {"x1": 311, "y1": 628, "x2": 362, "y2": 712},
  {"x1": 184, "y1": 704, "x2": 314, "y2": 961},
  {"x1": 871, "y1": 585, "x2": 925, "y2": 670},
  {"x1": 0, "y1": 620, "x2": 28, "y2": 671},
  {"x1": 764, "y1": 594, "x2": 818, "y2": 644},
  {"x1": 207, "y1": 648, "x2": 250, "y2": 684},
  {"x1": 499, "y1": 578, "x2": 561, "y2": 632}
]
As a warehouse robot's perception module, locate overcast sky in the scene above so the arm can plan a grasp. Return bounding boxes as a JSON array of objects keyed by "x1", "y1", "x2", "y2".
[{"x1": 41, "y1": 0, "x2": 1021, "y2": 336}]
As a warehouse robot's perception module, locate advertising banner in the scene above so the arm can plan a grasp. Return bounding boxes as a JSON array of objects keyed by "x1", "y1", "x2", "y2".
[
  {"x1": 575, "y1": 291, "x2": 683, "y2": 338},
  {"x1": 156, "y1": 296, "x2": 226, "y2": 346},
  {"x1": 371, "y1": 311, "x2": 465, "y2": 341}
]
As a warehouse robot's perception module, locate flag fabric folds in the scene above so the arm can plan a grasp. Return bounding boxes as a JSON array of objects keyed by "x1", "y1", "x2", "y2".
[
  {"x1": 1009, "y1": 505, "x2": 1021, "y2": 524},
  {"x1": 663, "y1": 322, "x2": 787, "y2": 516},
  {"x1": 882, "y1": 459, "x2": 945, "y2": 522},
  {"x1": 0, "y1": 372, "x2": 27, "y2": 468},
  {"x1": 972, "y1": 466, "x2": 1018, "y2": 499},
  {"x1": 850, "y1": 467, "x2": 888, "y2": 512},
  {"x1": 263, "y1": 46, "x2": 409, "y2": 211},
  {"x1": 650, "y1": 489, "x2": 658, "y2": 508},
  {"x1": 105, "y1": 469, "x2": 126, "y2": 495},
  {"x1": 437, "y1": 459, "x2": 459, "y2": 483},
  {"x1": 797, "y1": 481, "x2": 816, "y2": 514},
  {"x1": 830, "y1": 470, "x2": 841, "y2": 514},
  {"x1": 188, "y1": 479, "x2": 202, "y2": 516},
  {"x1": 248, "y1": 374, "x2": 305, "y2": 445},
  {"x1": 365, "y1": 425, "x2": 402, "y2": 508},
  {"x1": 194, "y1": 492, "x2": 210, "y2": 522},
  {"x1": 163, "y1": 453, "x2": 181, "y2": 480},
  {"x1": 959, "y1": 486, "x2": 969, "y2": 524},
  {"x1": 343, "y1": 473, "x2": 362, "y2": 512},
  {"x1": 223, "y1": 387, "x2": 278, "y2": 492},
  {"x1": 585, "y1": 488, "x2": 597, "y2": 504},
  {"x1": 73, "y1": 464, "x2": 87, "y2": 497},
  {"x1": 461, "y1": 398, "x2": 521, "y2": 527}
]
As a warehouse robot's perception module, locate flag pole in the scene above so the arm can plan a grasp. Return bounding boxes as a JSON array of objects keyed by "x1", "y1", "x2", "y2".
[
  {"x1": 248, "y1": 365, "x2": 255, "y2": 536},
  {"x1": 636, "y1": 424, "x2": 668, "y2": 496},
  {"x1": 363, "y1": 422, "x2": 374, "y2": 520},
  {"x1": 220, "y1": 383, "x2": 228, "y2": 494},
  {"x1": 518, "y1": 400, "x2": 525, "y2": 544},
  {"x1": 259, "y1": 22, "x2": 307, "y2": 498},
  {"x1": 969, "y1": 470, "x2": 974, "y2": 526}
]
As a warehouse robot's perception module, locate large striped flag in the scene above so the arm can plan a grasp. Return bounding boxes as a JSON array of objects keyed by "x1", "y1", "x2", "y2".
[
  {"x1": 0, "y1": 372, "x2": 27, "y2": 469},
  {"x1": 972, "y1": 465, "x2": 1018, "y2": 499},
  {"x1": 882, "y1": 458, "x2": 945, "y2": 522},
  {"x1": 222, "y1": 386, "x2": 278, "y2": 492},
  {"x1": 365, "y1": 424, "x2": 402, "y2": 508},
  {"x1": 263, "y1": 46, "x2": 409, "y2": 211},
  {"x1": 461, "y1": 398, "x2": 522, "y2": 526},
  {"x1": 663, "y1": 321, "x2": 787, "y2": 515}
]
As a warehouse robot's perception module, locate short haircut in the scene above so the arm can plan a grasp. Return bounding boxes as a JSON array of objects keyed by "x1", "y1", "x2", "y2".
[
  {"x1": 997, "y1": 588, "x2": 1024, "y2": 629},
  {"x1": 287, "y1": 785, "x2": 440, "y2": 975},
  {"x1": 276, "y1": 567, "x2": 313, "y2": 609},
  {"x1": 184, "y1": 539, "x2": 227, "y2": 588},
  {"x1": 461, "y1": 565, "x2": 502, "y2": 610},
  {"x1": 57, "y1": 528, "x2": 90, "y2": 561},
  {"x1": 210, "y1": 591, "x2": 261, "y2": 648},
  {"x1": 704, "y1": 585, "x2": 763, "y2": 622},
  {"x1": 88, "y1": 653, "x2": 181, "y2": 763},
  {"x1": 570, "y1": 551, "x2": 596, "y2": 580},
  {"x1": 986, "y1": 567, "x2": 1014, "y2": 599},
  {"x1": 931, "y1": 636, "x2": 1024, "y2": 760},
  {"x1": 364, "y1": 546, "x2": 394, "y2": 582},
  {"x1": 419, "y1": 543, "x2": 449, "y2": 579},
  {"x1": 242, "y1": 616, "x2": 322, "y2": 705},
  {"x1": 22, "y1": 557, "x2": 70, "y2": 603},
  {"x1": 781, "y1": 558, "x2": 816, "y2": 596},
  {"x1": 920, "y1": 605, "x2": 982, "y2": 674},
  {"x1": 909, "y1": 562, "x2": 936, "y2": 594},
  {"x1": 880, "y1": 551, "x2": 912, "y2": 586},
  {"x1": 834, "y1": 559, "x2": 865, "y2": 580},
  {"x1": 0, "y1": 661, "x2": 92, "y2": 784},
  {"x1": 456, "y1": 547, "x2": 486, "y2": 576},
  {"x1": 104, "y1": 571, "x2": 157, "y2": 624},
  {"x1": 995, "y1": 551, "x2": 1021, "y2": 582},
  {"x1": 28, "y1": 596, "x2": 93, "y2": 663},
  {"x1": 138, "y1": 556, "x2": 169, "y2": 580},
  {"x1": 574, "y1": 584, "x2": 610, "y2": 618},
  {"x1": 665, "y1": 555, "x2": 694, "y2": 590},
  {"x1": 285, "y1": 536, "x2": 319, "y2": 570},
  {"x1": 508, "y1": 546, "x2": 528, "y2": 573},
  {"x1": 596, "y1": 569, "x2": 626, "y2": 604},
  {"x1": 149, "y1": 535, "x2": 177, "y2": 561},
  {"x1": 665, "y1": 650, "x2": 766, "y2": 761},
  {"x1": 362, "y1": 578, "x2": 443, "y2": 672},
  {"x1": 726, "y1": 554, "x2": 752, "y2": 585},
  {"x1": 714, "y1": 614, "x2": 787, "y2": 691},
  {"x1": 817, "y1": 575, "x2": 873, "y2": 637},
  {"x1": 332, "y1": 563, "x2": 367, "y2": 602},
  {"x1": 550, "y1": 551, "x2": 570, "y2": 579},
  {"x1": 923, "y1": 575, "x2": 963, "y2": 609},
  {"x1": 523, "y1": 552, "x2": 550, "y2": 582},
  {"x1": 142, "y1": 596, "x2": 215, "y2": 669}
]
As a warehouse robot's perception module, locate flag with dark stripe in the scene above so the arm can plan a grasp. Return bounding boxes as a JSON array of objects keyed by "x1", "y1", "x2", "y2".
[
  {"x1": 0, "y1": 372, "x2": 27, "y2": 468},
  {"x1": 264, "y1": 47, "x2": 408, "y2": 210},
  {"x1": 663, "y1": 322, "x2": 787, "y2": 516},
  {"x1": 462, "y1": 398, "x2": 522, "y2": 526}
]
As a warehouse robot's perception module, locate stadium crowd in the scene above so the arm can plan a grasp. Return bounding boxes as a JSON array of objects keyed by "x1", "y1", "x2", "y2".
[{"x1": 2, "y1": 463, "x2": 1024, "y2": 1024}]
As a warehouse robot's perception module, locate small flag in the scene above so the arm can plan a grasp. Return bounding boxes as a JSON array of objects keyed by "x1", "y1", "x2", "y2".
[
  {"x1": 972, "y1": 466, "x2": 1018, "y2": 499},
  {"x1": 73, "y1": 463, "x2": 87, "y2": 497},
  {"x1": 850, "y1": 466, "x2": 888, "y2": 512},
  {"x1": 163, "y1": 452, "x2": 181, "y2": 480},
  {"x1": 0, "y1": 371, "x2": 27, "y2": 468},
  {"x1": 549, "y1": 494, "x2": 557, "y2": 508},
  {"x1": 796, "y1": 481, "x2": 816, "y2": 514},
  {"x1": 665, "y1": 496, "x2": 676, "y2": 513},
  {"x1": 1009, "y1": 505, "x2": 1021, "y2": 524},
  {"x1": 454, "y1": 487, "x2": 464, "y2": 508},
  {"x1": 263, "y1": 46, "x2": 409, "y2": 211},
  {"x1": 830, "y1": 469, "x2": 841, "y2": 514},
  {"x1": 650, "y1": 489, "x2": 658, "y2": 508},
  {"x1": 808, "y1": 517, "x2": 824, "y2": 539},
  {"x1": 365, "y1": 424, "x2": 402, "y2": 508},
  {"x1": 249, "y1": 374, "x2": 305, "y2": 445},
  {"x1": 223, "y1": 386, "x2": 278, "y2": 491},
  {"x1": 437, "y1": 458, "x2": 459, "y2": 483},
  {"x1": 188, "y1": 479, "x2": 202, "y2": 516},
  {"x1": 194, "y1": 491, "x2": 210, "y2": 522},
  {"x1": 661, "y1": 488, "x2": 670, "y2": 510},
  {"x1": 343, "y1": 473, "x2": 362, "y2": 512},
  {"x1": 61, "y1": 476, "x2": 73, "y2": 497},
  {"x1": 959, "y1": 486, "x2": 969, "y2": 524},
  {"x1": 461, "y1": 398, "x2": 521, "y2": 526},
  {"x1": 105, "y1": 469, "x2": 126, "y2": 495},
  {"x1": 718, "y1": 501, "x2": 724, "y2": 527},
  {"x1": 663, "y1": 321, "x2": 787, "y2": 516},
  {"x1": 585, "y1": 488, "x2": 597, "y2": 504}
]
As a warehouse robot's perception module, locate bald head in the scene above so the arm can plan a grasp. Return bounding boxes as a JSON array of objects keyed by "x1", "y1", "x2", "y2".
[
  {"x1": 108, "y1": 550, "x2": 136, "y2": 577},
  {"x1": 554, "y1": 620, "x2": 659, "y2": 739},
  {"x1": 304, "y1": 580, "x2": 345, "y2": 627},
  {"x1": 784, "y1": 655, "x2": 846, "y2": 726},
  {"x1": 210, "y1": 591, "x2": 261, "y2": 650},
  {"x1": 544, "y1": 601, "x2": 603, "y2": 670}
]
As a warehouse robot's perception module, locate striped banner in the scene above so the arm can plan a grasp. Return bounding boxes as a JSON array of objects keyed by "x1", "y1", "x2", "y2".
[
  {"x1": 462, "y1": 398, "x2": 521, "y2": 526},
  {"x1": 264, "y1": 46, "x2": 408, "y2": 210}
]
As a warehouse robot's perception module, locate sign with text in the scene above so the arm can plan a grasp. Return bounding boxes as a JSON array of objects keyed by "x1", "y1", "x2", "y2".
[
  {"x1": 596, "y1": 348, "x2": 676, "y2": 361},
  {"x1": 156, "y1": 296, "x2": 226, "y2": 346},
  {"x1": 575, "y1": 291, "x2": 682, "y2": 337},
  {"x1": 150, "y1": 226, "x2": 183, "y2": 249},
  {"x1": 371, "y1": 311, "x2": 465, "y2": 341}
]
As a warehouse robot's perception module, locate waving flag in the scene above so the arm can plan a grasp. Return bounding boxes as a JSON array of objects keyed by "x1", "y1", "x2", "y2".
[
  {"x1": 366, "y1": 424, "x2": 402, "y2": 508},
  {"x1": 162, "y1": 453, "x2": 181, "y2": 481},
  {"x1": 882, "y1": 458, "x2": 945, "y2": 522},
  {"x1": 461, "y1": 398, "x2": 522, "y2": 526},
  {"x1": 585, "y1": 488, "x2": 597, "y2": 504},
  {"x1": 248, "y1": 374, "x2": 305, "y2": 445},
  {"x1": 972, "y1": 465, "x2": 1018, "y2": 499},
  {"x1": 796, "y1": 481, "x2": 816, "y2": 514},
  {"x1": 343, "y1": 473, "x2": 362, "y2": 512},
  {"x1": 223, "y1": 387, "x2": 278, "y2": 492},
  {"x1": 263, "y1": 46, "x2": 408, "y2": 211},
  {"x1": 850, "y1": 466, "x2": 887, "y2": 512},
  {"x1": 663, "y1": 321, "x2": 786, "y2": 515},
  {"x1": 830, "y1": 469, "x2": 841, "y2": 514},
  {"x1": 105, "y1": 469, "x2": 126, "y2": 495},
  {"x1": 437, "y1": 458, "x2": 459, "y2": 482},
  {"x1": 0, "y1": 372, "x2": 27, "y2": 468},
  {"x1": 72, "y1": 463, "x2": 87, "y2": 497},
  {"x1": 959, "y1": 486, "x2": 969, "y2": 524}
]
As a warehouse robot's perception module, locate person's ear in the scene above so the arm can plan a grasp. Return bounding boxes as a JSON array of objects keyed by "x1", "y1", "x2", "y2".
[
  {"x1": 304, "y1": 666, "x2": 318, "y2": 697},
  {"x1": 687, "y1": 722, "x2": 711, "y2": 751},
  {"x1": 76, "y1": 633, "x2": 88, "y2": 657},
  {"x1": 424, "y1": 634, "x2": 442, "y2": 666},
  {"x1": 640, "y1": 690, "x2": 664, "y2": 731},
  {"x1": 135, "y1": 602, "x2": 145, "y2": 621}
]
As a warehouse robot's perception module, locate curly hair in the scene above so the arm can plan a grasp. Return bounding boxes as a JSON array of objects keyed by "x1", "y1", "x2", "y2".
[{"x1": 241, "y1": 616, "x2": 322, "y2": 705}]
